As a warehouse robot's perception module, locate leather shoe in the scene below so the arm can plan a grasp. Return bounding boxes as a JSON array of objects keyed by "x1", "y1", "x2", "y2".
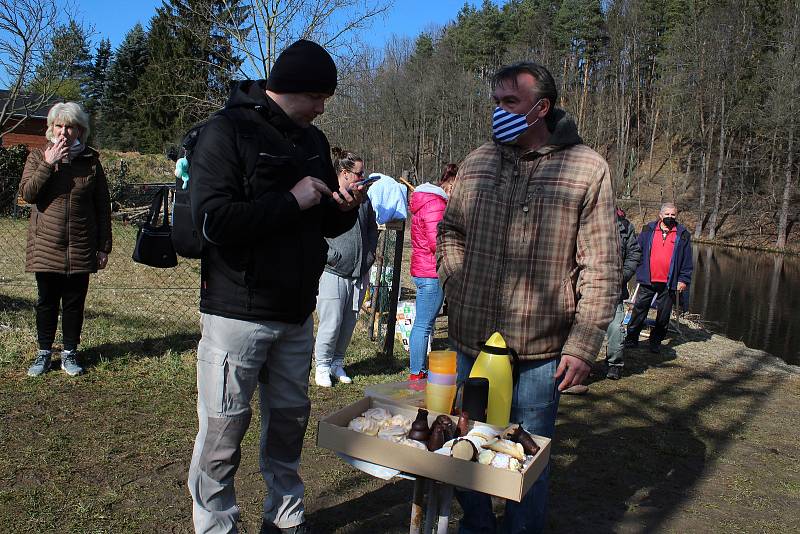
[{"x1": 606, "y1": 366, "x2": 622, "y2": 380}]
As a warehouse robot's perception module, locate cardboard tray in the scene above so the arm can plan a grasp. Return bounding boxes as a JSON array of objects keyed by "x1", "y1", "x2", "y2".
[{"x1": 317, "y1": 397, "x2": 551, "y2": 502}]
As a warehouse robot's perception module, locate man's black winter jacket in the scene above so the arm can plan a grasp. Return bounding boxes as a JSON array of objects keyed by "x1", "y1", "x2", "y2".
[{"x1": 190, "y1": 80, "x2": 357, "y2": 323}]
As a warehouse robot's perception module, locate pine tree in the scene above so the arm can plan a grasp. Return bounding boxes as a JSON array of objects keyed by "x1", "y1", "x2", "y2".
[
  {"x1": 133, "y1": 0, "x2": 246, "y2": 153},
  {"x1": 96, "y1": 24, "x2": 150, "y2": 150},
  {"x1": 29, "y1": 20, "x2": 93, "y2": 102},
  {"x1": 85, "y1": 38, "x2": 112, "y2": 116}
]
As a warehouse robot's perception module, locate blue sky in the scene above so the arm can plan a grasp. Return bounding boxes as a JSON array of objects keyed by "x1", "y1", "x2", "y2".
[{"x1": 80, "y1": 0, "x2": 488, "y2": 50}]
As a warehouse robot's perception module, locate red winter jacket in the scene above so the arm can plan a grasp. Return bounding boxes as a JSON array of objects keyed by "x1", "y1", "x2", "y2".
[{"x1": 410, "y1": 183, "x2": 448, "y2": 278}]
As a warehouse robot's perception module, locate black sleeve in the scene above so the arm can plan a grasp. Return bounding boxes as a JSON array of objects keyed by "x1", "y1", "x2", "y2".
[
  {"x1": 622, "y1": 226, "x2": 642, "y2": 283},
  {"x1": 190, "y1": 115, "x2": 302, "y2": 247}
]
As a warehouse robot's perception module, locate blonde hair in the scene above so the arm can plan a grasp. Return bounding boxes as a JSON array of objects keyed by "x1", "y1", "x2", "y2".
[{"x1": 46, "y1": 102, "x2": 90, "y2": 144}]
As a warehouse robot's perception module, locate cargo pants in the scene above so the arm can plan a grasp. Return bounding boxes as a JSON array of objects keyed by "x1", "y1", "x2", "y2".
[{"x1": 188, "y1": 313, "x2": 313, "y2": 533}]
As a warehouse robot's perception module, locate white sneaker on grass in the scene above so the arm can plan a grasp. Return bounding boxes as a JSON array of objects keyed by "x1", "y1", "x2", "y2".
[
  {"x1": 314, "y1": 367, "x2": 332, "y2": 387},
  {"x1": 60, "y1": 350, "x2": 84, "y2": 376},
  {"x1": 331, "y1": 365, "x2": 352, "y2": 384},
  {"x1": 27, "y1": 350, "x2": 52, "y2": 377}
]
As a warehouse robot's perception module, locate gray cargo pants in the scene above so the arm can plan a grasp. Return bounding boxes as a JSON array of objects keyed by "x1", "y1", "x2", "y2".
[{"x1": 188, "y1": 313, "x2": 313, "y2": 533}]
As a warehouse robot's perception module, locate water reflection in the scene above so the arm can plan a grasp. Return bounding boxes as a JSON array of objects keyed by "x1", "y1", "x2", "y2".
[{"x1": 687, "y1": 244, "x2": 799, "y2": 365}]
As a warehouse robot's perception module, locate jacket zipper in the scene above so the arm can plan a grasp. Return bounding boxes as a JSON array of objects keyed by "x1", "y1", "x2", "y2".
[
  {"x1": 493, "y1": 154, "x2": 543, "y2": 329},
  {"x1": 492, "y1": 156, "x2": 521, "y2": 330},
  {"x1": 66, "y1": 168, "x2": 71, "y2": 275}
]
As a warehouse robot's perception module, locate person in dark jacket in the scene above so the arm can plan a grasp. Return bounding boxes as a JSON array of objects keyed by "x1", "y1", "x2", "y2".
[
  {"x1": 19, "y1": 101, "x2": 112, "y2": 378},
  {"x1": 605, "y1": 208, "x2": 642, "y2": 379},
  {"x1": 625, "y1": 202, "x2": 693, "y2": 354},
  {"x1": 313, "y1": 148, "x2": 378, "y2": 387},
  {"x1": 186, "y1": 40, "x2": 365, "y2": 534}
]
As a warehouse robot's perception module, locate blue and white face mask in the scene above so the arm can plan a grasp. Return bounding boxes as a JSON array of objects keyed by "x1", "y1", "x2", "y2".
[{"x1": 492, "y1": 99, "x2": 543, "y2": 143}]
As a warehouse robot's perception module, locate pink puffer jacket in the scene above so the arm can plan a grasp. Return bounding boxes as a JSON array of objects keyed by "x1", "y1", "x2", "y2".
[{"x1": 410, "y1": 183, "x2": 448, "y2": 278}]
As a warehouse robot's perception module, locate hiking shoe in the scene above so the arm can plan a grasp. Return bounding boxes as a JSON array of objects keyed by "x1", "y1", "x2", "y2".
[
  {"x1": 314, "y1": 367, "x2": 332, "y2": 387},
  {"x1": 623, "y1": 339, "x2": 638, "y2": 348},
  {"x1": 606, "y1": 366, "x2": 622, "y2": 380},
  {"x1": 60, "y1": 350, "x2": 84, "y2": 376},
  {"x1": 27, "y1": 350, "x2": 52, "y2": 377},
  {"x1": 331, "y1": 365, "x2": 352, "y2": 384},
  {"x1": 261, "y1": 521, "x2": 311, "y2": 534}
]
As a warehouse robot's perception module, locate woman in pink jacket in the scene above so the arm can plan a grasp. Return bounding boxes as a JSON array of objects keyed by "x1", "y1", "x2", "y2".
[{"x1": 408, "y1": 163, "x2": 458, "y2": 380}]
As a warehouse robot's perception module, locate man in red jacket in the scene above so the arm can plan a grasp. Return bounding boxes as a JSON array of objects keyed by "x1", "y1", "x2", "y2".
[{"x1": 625, "y1": 202, "x2": 693, "y2": 354}]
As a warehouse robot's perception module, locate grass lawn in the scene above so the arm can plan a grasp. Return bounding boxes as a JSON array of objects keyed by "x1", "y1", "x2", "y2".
[{"x1": 1, "y1": 217, "x2": 799, "y2": 533}]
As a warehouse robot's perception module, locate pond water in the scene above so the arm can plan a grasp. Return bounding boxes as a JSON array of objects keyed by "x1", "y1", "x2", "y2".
[{"x1": 686, "y1": 244, "x2": 800, "y2": 366}]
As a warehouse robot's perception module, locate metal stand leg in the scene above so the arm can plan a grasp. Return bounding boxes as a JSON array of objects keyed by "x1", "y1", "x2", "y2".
[
  {"x1": 423, "y1": 480, "x2": 438, "y2": 534},
  {"x1": 436, "y1": 484, "x2": 454, "y2": 534},
  {"x1": 410, "y1": 477, "x2": 426, "y2": 534}
]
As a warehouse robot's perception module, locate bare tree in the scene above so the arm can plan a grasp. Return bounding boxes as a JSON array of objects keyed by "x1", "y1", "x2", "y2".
[
  {"x1": 216, "y1": 0, "x2": 392, "y2": 79},
  {"x1": 0, "y1": 0, "x2": 84, "y2": 137}
]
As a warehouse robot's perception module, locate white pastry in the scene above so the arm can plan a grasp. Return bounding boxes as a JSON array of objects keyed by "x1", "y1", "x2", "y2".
[
  {"x1": 461, "y1": 435, "x2": 487, "y2": 450},
  {"x1": 377, "y1": 424, "x2": 407, "y2": 443},
  {"x1": 401, "y1": 438, "x2": 428, "y2": 450},
  {"x1": 483, "y1": 438, "x2": 525, "y2": 461},
  {"x1": 477, "y1": 450, "x2": 496, "y2": 465},
  {"x1": 467, "y1": 424, "x2": 499, "y2": 442},
  {"x1": 508, "y1": 457, "x2": 522, "y2": 471},
  {"x1": 490, "y1": 452, "x2": 511, "y2": 469},
  {"x1": 362, "y1": 407, "x2": 392, "y2": 423},
  {"x1": 441, "y1": 438, "x2": 456, "y2": 450},
  {"x1": 384, "y1": 414, "x2": 412, "y2": 431},
  {"x1": 347, "y1": 416, "x2": 380, "y2": 436}
]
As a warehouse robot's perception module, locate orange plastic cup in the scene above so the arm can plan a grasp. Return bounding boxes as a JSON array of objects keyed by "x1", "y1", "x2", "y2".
[
  {"x1": 425, "y1": 382, "x2": 457, "y2": 414},
  {"x1": 427, "y1": 350, "x2": 456, "y2": 374}
]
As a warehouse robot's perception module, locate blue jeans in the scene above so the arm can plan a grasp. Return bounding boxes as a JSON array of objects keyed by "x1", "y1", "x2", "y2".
[
  {"x1": 455, "y1": 352, "x2": 560, "y2": 534},
  {"x1": 409, "y1": 276, "x2": 444, "y2": 374}
]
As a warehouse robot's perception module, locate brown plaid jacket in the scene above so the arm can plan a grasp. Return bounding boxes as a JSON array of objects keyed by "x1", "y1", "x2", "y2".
[{"x1": 436, "y1": 113, "x2": 620, "y2": 364}]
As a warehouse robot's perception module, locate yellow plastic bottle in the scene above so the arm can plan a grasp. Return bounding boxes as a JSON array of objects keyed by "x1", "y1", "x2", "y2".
[{"x1": 469, "y1": 332, "x2": 516, "y2": 427}]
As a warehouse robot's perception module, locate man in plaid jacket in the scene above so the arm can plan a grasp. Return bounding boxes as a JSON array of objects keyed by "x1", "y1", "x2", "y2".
[{"x1": 437, "y1": 62, "x2": 620, "y2": 533}]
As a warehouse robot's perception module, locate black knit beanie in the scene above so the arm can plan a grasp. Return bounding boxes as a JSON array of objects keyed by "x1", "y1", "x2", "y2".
[{"x1": 266, "y1": 40, "x2": 338, "y2": 95}]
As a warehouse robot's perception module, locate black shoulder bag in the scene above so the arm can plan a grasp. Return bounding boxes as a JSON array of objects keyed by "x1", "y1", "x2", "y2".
[{"x1": 132, "y1": 187, "x2": 178, "y2": 268}]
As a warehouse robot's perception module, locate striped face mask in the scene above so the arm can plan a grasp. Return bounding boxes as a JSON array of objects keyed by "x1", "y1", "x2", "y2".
[{"x1": 492, "y1": 99, "x2": 542, "y2": 143}]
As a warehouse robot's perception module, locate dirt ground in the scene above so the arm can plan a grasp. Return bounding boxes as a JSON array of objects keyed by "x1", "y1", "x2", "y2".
[{"x1": 1, "y1": 309, "x2": 798, "y2": 534}]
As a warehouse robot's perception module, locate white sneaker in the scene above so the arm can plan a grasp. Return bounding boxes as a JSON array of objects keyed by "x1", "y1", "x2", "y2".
[
  {"x1": 314, "y1": 367, "x2": 332, "y2": 387},
  {"x1": 332, "y1": 365, "x2": 352, "y2": 384}
]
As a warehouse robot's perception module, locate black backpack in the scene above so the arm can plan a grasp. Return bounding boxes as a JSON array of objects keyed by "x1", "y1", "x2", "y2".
[{"x1": 171, "y1": 110, "x2": 255, "y2": 258}]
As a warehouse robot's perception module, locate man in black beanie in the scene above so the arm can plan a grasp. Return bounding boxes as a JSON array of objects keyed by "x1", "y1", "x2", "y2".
[{"x1": 187, "y1": 40, "x2": 364, "y2": 534}]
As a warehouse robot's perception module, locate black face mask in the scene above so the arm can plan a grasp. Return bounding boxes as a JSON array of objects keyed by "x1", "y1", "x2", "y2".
[{"x1": 662, "y1": 217, "x2": 677, "y2": 229}]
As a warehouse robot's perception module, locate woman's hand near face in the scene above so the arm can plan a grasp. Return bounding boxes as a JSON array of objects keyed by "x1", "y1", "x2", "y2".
[{"x1": 44, "y1": 138, "x2": 69, "y2": 165}]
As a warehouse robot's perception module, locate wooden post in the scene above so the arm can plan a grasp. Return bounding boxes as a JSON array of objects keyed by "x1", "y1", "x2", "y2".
[
  {"x1": 381, "y1": 170, "x2": 409, "y2": 360},
  {"x1": 409, "y1": 477, "x2": 426, "y2": 534},
  {"x1": 368, "y1": 229, "x2": 387, "y2": 341}
]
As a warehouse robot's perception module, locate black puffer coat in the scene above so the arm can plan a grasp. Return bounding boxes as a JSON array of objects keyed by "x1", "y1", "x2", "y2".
[{"x1": 190, "y1": 80, "x2": 357, "y2": 323}]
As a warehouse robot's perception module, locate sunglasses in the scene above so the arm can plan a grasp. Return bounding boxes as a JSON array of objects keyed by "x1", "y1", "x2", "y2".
[{"x1": 351, "y1": 169, "x2": 365, "y2": 178}]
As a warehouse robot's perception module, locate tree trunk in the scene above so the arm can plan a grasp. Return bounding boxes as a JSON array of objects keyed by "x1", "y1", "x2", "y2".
[
  {"x1": 776, "y1": 127, "x2": 795, "y2": 249},
  {"x1": 707, "y1": 95, "x2": 726, "y2": 239}
]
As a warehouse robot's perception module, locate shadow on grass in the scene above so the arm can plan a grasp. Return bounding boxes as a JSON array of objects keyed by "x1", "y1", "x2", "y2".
[
  {"x1": 347, "y1": 352, "x2": 407, "y2": 378},
  {"x1": 308, "y1": 478, "x2": 414, "y2": 533},
  {"x1": 587, "y1": 324, "x2": 714, "y2": 386},
  {"x1": 546, "y1": 347, "x2": 785, "y2": 533},
  {"x1": 81, "y1": 331, "x2": 198, "y2": 368},
  {"x1": 0, "y1": 290, "x2": 199, "y2": 369}
]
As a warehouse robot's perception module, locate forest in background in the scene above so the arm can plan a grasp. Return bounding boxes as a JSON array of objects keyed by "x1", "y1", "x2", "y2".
[{"x1": 1, "y1": 0, "x2": 798, "y2": 248}]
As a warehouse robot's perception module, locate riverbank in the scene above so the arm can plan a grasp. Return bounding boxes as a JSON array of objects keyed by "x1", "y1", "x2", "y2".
[{"x1": 0, "y1": 304, "x2": 797, "y2": 533}]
